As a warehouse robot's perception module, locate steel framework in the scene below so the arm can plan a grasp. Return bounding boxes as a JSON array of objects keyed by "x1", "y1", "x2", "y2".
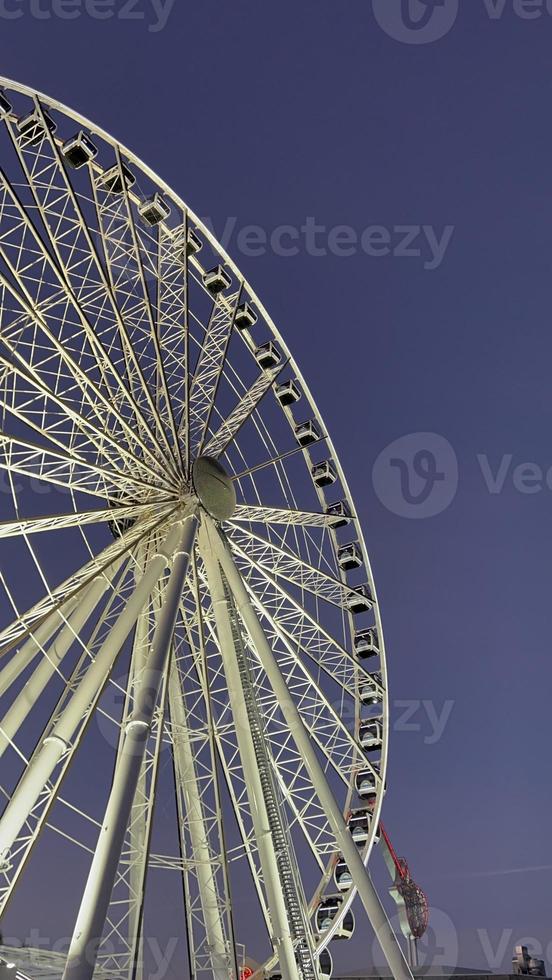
[{"x1": 0, "y1": 78, "x2": 413, "y2": 980}]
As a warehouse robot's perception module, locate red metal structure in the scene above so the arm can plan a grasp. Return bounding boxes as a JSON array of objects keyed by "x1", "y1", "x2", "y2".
[{"x1": 379, "y1": 824, "x2": 429, "y2": 969}]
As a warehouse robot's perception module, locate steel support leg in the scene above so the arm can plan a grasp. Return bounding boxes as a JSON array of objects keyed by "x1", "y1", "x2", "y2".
[
  {"x1": 206, "y1": 516, "x2": 414, "y2": 980},
  {"x1": 169, "y1": 664, "x2": 231, "y2": 980},
  {"x1": 199, "y1": 520, "x2": 302, "y2": 980},
  {"x1": 0, "y1": 560, "x2": 123, "y2": 759},
  {"x1": 0, "y1": 591, "x2": 81, "y2": 700},
  {"x1": 62, "y1": 514, "x2": 198, "y2": 980}
]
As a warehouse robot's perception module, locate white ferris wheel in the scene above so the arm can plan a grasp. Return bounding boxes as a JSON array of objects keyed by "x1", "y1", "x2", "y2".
[{"x1": 0, "y1": 78, "x2": 414, "y2": 980}]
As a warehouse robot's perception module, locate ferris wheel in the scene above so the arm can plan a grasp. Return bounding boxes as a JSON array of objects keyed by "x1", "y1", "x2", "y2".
[{"x1": 0, "y1": 78, "x2": 413, "y2": 980}]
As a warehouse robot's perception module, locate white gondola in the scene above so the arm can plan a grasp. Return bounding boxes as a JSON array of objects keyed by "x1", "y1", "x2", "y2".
[
  {"x1": 317, "y1": 948, "x2": 333, "y2": 978},
  {"x1": 295, "y1": 420, "x2": 320, "y2": 447},
  {"x1": 315, "y1": 896, "x2": 341, "y2": 934},
  {"x1": 138, "y1": 193, "x2": 171, "y2": 227},
  {"x1": 355, "y1": 768, "x2": 378, "y2": 800},
  {"x1": 62, "y1": 131, "x2": 98, "y2": 169},
  {"x1": 337, "y1": 543, "x2": 363, "y2": 571},
  {"x1": 315, "y1": 897, "x2": 355, "y2": 941},
  {"x1": 275, "y1": 379, "x2": 301, "y2": 406},
  {"x1": 203, "y1": 264, "x2": 231, "y2": 295},
  {"x1": 312, "y1": 460, "x2": 337, "y2": 488},
  {"x1": 359, "y1": 719, "x2": 383, "y2": 752},
  {"x1": 348, "y1": 807, "x2": 371, "y2": 845},
  {"x1": 334, "y1": 858, "x2": 352, "y2": 891},
  {"x1": 235, "y1": 302, "x2": 257, "y2": 330},
  {"x1": 346, "y1": 584, "x2": 372, "y2": 614},
  {"x1": 100, "y1": 162, "x2": 135, "y2": 193},
  {"x1": 0, "y1": 93, "x2": 12, "y2": 117},
  {"x1": 17, "y1": 109, "x2": 56, "y2": 147},
  {"x1": 255, "y1": 341, "x2": 281, "y2": 370},
  {"x1": 186, "y1": 227, "x2": 202, "y2": 256},
  {"x1": 360, "y1": 671, "x2": 383, "y2": 705},
  {"x1": 353, "y1": 628, "x2": 379, "y2": 660},
  {"x1": 325, "y1": 500, "x2": 351, "y2": 528}
]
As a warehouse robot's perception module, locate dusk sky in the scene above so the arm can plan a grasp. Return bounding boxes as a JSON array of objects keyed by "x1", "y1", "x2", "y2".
[{"x1": 0, "y1": 1, "x2": 551, "y2": 977}]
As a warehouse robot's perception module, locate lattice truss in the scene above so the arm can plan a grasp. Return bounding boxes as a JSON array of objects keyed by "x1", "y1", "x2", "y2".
[{"x1": 0, "y1": 78, "x2": 395, "y2": 980}]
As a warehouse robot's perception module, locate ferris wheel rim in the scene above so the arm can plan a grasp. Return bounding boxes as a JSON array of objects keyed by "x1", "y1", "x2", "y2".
[{"x1": 0, "y1": 75, "x2": 394, "y2": 977}]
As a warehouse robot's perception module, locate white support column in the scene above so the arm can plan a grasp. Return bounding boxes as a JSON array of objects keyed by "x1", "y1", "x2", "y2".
[
  {"x1": 0, "y1": 519, "x2": 186, "y2": 869},
  {"x1": 206, "y1": 516, "x2": 415, "y2": 980},
  {"x1": 62, "y1": 514, "x2": 198, "y2": 980},
  {"x1": 127, "y1": 558, "x2": 150, "y2": 980},
  {"x1": 169, "y1": 664, "x2": 230, "y2": 980},
  {"x1": 0, "y1": 559, "x2": 123, "y2": 759},
  {"x1": 198, "y1": 520, "x2": 302, "y2": 980},
  {"x1": 0, "y1": 592, "x2": 81, "y2": 700}
]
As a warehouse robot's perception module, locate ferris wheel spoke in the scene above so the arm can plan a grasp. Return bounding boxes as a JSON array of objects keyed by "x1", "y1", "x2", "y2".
[
  {"x1": 156, "y1": 220, "x2": 189, "y2": 450},
  {"x1": 0, "y1": 323, "x2": 171, "y2": 489},
  {"x1": 201, "y1": 360, "x2": 286, "y2": 459},
  {"x1": 229, "y1": 436, "x2": 327, "y2": 482},
  {"x1": 227, "y1": 523, "x2": 366, "y2": 612},
  {"x1": 0, "y1": 431, "x2": 126, "y2": 499},
  {"x1": 232, "y1": 504, "x2": 338, "y2": 528},
  {"x1": 0, "y1": 430, "x2": 168, "y2": 503},
  {"x1": 229, "y1": 547, "x2": 382, "y2": 701},
  {"x1": 0, "y1": 503, "x2": 152, "y2": 541},
  {"x1": 0, "y1": 370, "x2": 165, "y2": 502},
  {"x1": 0, "y1": 167, "x2": 165, "y2": 461},
  {"x1": 89, "y1": 154, "x2": 180, "y2": 475},
  {"x1": 6, "y1": 99, "x2": 175, "y2": 464},
  {"x1": 112, "y1": 147, "x2": 181, "y2": 466},
  {"x1": 0, "y1": 504, "x2": 179, "y2": 656},
  {"x1": 187, "y1": 287, "x2": 242, "y2": 462}
]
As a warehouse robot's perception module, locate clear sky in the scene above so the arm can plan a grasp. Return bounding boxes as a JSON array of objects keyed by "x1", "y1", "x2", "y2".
[{"x1": 0, "y1": 1, "x2": 551, "y2": 977}]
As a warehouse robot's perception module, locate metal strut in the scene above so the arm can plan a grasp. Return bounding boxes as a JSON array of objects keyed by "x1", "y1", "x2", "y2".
[{"x1": 221, "y1": 575, "x2": 317, "y2": 980}]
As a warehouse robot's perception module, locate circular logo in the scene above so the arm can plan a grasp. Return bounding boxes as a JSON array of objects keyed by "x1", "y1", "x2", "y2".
[
  {"x1": 372, "y1": 432, "x2": 458, "y2": 519},
  {"x1": 371, "y1": 907, "x2": 458, "y2": 974},
  {"x1": 372, "y1": 0, "x2": 459, "y2": 45}
]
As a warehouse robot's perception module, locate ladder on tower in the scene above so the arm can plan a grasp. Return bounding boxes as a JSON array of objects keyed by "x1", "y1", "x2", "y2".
[{"x1": 223, "y1": 575, "x2": 317, "y2": 980}]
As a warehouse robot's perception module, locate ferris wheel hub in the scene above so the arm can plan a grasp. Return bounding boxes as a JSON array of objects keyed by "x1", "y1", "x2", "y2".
[{"x1": 192, "y1": 455, "x2": 237, "y2": 521}]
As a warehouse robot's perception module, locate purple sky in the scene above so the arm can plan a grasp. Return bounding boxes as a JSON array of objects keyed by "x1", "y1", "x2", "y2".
[{"x1": 0, "y1": 1, "x2": 551, "y2": 976}]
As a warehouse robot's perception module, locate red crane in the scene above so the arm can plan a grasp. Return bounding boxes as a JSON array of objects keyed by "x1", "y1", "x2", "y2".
[{"x1": 379, "y1": 822, "x2": 429, "y2": 968}]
